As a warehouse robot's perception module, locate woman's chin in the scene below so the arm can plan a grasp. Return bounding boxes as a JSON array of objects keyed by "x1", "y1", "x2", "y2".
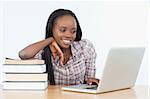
[{"x1": 60, "y1": 44, "x2": 70, "y2": 49}]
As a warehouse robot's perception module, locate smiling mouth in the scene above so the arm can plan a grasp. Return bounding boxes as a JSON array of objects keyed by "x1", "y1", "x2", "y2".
[{"x1": 62, "y1": 40, "x2": 72, "y2": 45}]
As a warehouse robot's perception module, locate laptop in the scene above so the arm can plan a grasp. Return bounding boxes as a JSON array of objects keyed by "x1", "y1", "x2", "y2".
[{"x1": 62, "y1": 47, "x2": 145, "y2": 93}]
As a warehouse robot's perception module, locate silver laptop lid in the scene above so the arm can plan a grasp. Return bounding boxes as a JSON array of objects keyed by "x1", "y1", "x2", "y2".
[{"x1": 97, "y1": 47, "x2": 145, "y2": 93}]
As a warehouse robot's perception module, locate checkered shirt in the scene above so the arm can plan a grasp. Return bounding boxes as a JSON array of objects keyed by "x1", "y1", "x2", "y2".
[{"x1": 36, "y1": 39, "x2": 96, "y2": 85}]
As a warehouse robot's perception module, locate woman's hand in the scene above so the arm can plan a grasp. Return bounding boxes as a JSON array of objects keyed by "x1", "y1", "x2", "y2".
[
  {"x1": 86, "y1": 77, "x2": 100, "y2": 85},
  {"x1": 49, "y1": 40, "x2": 64, "y2": 66}
]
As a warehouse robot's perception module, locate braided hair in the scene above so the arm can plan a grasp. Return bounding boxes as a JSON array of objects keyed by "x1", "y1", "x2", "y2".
[{"x1": 42, "y1": 9, "x2": 82, "y2": 85}]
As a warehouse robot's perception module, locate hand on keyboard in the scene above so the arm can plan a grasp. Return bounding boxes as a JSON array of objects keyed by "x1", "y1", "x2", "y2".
[{"x1": 86, "y1": 77, "x2": 100, "y2": 85}]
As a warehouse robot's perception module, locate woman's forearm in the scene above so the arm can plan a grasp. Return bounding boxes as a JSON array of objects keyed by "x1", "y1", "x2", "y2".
[{"x1": 19, "y1": 37, "x2": 54, "y2": 59}]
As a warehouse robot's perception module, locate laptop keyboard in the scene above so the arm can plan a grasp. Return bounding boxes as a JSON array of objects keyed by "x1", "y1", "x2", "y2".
[{"x1": 68, "y1": 84, "x2": 97, "y2": 89}]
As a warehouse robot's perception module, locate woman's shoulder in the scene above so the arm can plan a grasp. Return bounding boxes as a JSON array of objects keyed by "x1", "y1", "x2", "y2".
[
  {"x1": 73, "y1": 39, "x2": 96, "y2": 57},
  {"x1": 73, "y1": 39, "x2": 94, "y2": 48},
  {"x1": 73, "y1": 39, "x2": 95, "y2": 54}
]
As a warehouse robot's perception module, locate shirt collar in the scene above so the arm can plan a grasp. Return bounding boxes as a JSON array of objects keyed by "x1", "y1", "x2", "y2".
[
  {"x1": 52, "y1": 42, "x2": 79, "y2": 65},
  {"x1": 71, "y1": 42, "x2": 78, "y2": 57}
]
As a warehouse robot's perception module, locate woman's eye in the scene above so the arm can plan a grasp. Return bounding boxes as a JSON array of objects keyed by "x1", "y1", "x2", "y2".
[
  {"x1": 60, "y1": 28, "x2": 66, "y2": 32},
  {"x1": 72, "y1": 30, "x2": 76, "y2": 34}
]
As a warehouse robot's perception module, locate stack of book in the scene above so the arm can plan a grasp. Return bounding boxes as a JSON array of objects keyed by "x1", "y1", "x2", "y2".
[{"x1": 3, "y1": 58, "x2": 48, "y2": 90}]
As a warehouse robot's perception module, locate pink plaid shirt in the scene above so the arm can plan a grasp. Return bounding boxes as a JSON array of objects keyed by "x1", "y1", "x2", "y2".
[{"x1": 36, "y1": 39, "x2": 96, "y2": 85}]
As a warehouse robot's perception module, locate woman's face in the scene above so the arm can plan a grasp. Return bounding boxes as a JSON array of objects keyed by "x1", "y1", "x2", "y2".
[{"x1": 53, "y1": 15, "x2": 77, "y2": 49}]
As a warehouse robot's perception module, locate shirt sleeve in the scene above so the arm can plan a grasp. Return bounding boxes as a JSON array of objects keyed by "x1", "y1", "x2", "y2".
[{"x1": 82, "y1": 39, "x2": 97, "y2": 80}]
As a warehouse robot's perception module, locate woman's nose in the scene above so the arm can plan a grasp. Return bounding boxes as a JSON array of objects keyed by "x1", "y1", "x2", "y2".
[{"x1": 65, "y1": 31, "x2": 73, "y2": 37}]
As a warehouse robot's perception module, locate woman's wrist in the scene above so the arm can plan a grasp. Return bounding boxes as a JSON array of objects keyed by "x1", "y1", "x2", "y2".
[{"x1": 47, "y1": 37, "x2": 54, "y2": 45}]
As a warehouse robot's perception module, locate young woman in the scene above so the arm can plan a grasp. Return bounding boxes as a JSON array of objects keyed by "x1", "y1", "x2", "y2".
[{"x1": 19, "y1": 9, "x2": 99, "y2": 85}]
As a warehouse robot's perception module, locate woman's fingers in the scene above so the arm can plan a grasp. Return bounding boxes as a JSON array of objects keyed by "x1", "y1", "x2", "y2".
[
  {"x1": 52, "y1": 52, "x2": 57, "y2": 59},
  {"x1": 52, "y1": 42, "x2": 64, "y2": 65},
  {"x1": 49, "y1": 45, "x2": 57, "y2": 59},
  {"x1": 59, "y1": 53, "x2": 64, "y2": 66},
  {"x1": 86, "y1": 78, "x2": 100, "y2": 85},
  {"x1": 50, "y1": 41, "x2": 64, "y2": 65}
]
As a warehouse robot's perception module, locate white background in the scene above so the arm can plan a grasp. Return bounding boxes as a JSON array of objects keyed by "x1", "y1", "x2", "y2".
[{"x1": 0, "y1": 0, "x2": 149, "y2": 86}]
